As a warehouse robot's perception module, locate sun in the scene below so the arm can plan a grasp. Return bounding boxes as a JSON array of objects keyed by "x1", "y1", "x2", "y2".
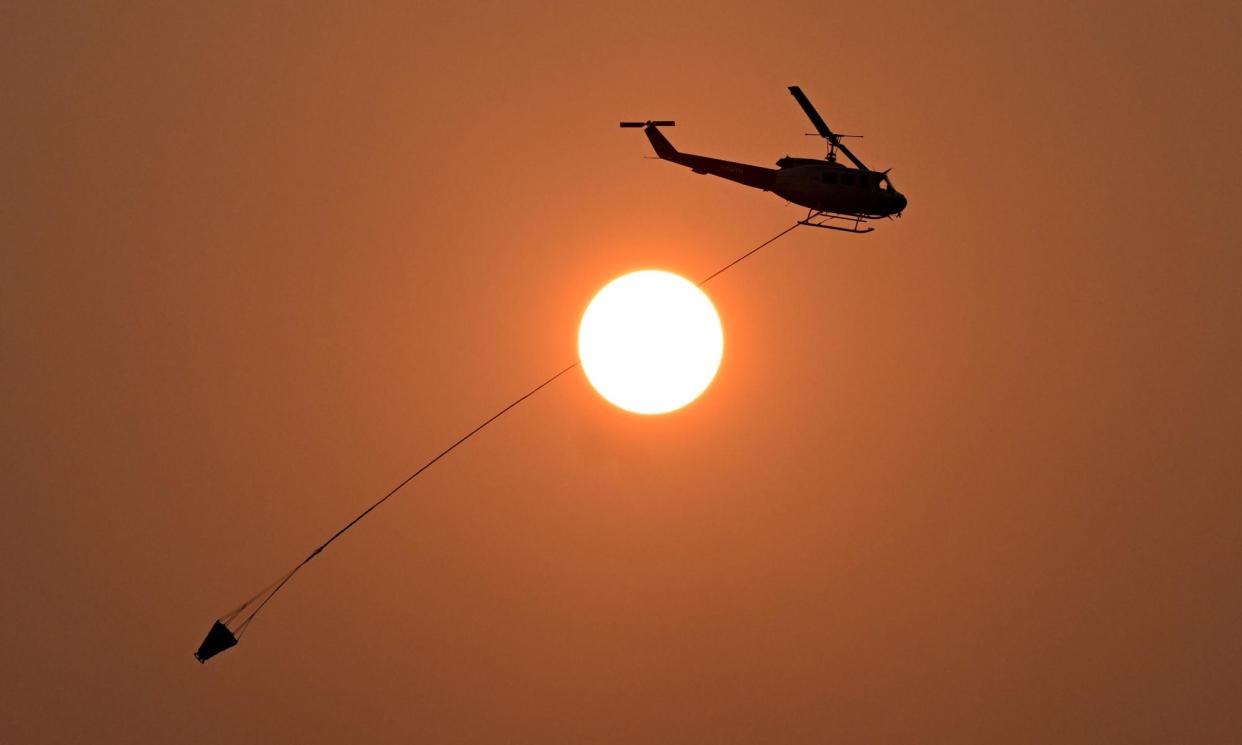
[{"x1": 578, "y1": 270, "x2": 724, "y2": 415}]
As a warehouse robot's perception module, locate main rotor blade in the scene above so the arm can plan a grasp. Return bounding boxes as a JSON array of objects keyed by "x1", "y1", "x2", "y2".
[
  {"x1": 787, "y1": 86, "x2": 870, "y2": 172},
  {"x1": 788, "y1": 86, "x2": 832, "y2": 139}
]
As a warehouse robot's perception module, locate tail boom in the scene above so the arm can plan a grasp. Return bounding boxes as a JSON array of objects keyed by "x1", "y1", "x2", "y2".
[{"x1": 636, "y1": 123, "x2": 776, "y2": 191}]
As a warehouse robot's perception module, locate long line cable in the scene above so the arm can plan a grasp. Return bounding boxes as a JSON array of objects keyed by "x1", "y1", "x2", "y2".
[
  {"x1": 233, "y1": 361, "x2": 579, "y2": 636},
  {"x1": 697, "y1": 222, "x2": 801, "y2": 286},
  {"x1": 227, "y1": 220, "x2": 803, "y2": 635}
]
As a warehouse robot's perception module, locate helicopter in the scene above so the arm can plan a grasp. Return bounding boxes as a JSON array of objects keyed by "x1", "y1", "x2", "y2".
[{"x1": 621, "y1": 86, "x2": 906, "y2": 233}]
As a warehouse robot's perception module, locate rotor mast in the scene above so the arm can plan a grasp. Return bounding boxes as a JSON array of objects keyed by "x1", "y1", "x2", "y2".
[{"x1": 788, "y1": 86, "x2": 869, "y2": 172}]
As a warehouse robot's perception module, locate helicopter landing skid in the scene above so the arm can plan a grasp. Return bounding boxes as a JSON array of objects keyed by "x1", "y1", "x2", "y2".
[{"x1": 798, "y1": 210, "x2": 874, "y2": 234}]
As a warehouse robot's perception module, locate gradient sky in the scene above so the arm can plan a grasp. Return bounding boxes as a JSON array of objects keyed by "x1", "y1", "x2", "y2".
[{"x1": 4, "y1": 1, "x2": 1240, "y2": 742}]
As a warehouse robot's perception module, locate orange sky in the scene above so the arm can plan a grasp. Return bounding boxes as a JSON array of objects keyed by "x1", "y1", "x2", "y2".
[{"x1": 3, "y1": 1, "x2": 1240, "y2": 742}]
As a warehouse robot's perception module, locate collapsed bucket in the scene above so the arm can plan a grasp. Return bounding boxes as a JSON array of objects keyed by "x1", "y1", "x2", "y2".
[{"x1": 194, "y1": 620, "x2": 238, "y2": 663}]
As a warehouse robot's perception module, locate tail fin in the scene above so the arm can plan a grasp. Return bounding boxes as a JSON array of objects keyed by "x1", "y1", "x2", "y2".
[
  {"x1": 644, "y1": 124, "x2": 677, "y2": 160},
  {"x1": 620, "y1": 121, "x2": 677, "y2": 160}
]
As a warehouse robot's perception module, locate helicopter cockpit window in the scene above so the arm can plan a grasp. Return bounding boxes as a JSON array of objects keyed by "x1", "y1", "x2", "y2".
[
  {"x1": 821, "y1": 172, "x2": 837, "y2": 184},
  {"x1": 840, "y1": 173, "x2": 855, "y2": 186},
  {"x1": 878, "y1": 178, "x2": 889, "y2": 191}
]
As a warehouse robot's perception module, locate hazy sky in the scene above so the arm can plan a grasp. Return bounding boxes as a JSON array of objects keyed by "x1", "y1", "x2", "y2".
[{"x1": 3, "y1": 1, "x2": 1240, "y2": 742}]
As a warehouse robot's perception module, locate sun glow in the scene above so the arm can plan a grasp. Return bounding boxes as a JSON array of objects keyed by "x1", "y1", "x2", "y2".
[{"x1": 578, "y1": 270, "x2": 723, "y2": 415}]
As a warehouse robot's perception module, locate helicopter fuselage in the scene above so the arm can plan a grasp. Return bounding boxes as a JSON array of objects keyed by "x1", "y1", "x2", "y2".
[{"x1": 772, "y1": 158, "x2": 906, "y2": 218}]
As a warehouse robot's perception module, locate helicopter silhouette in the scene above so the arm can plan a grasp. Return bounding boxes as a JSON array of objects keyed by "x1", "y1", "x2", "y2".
[{"x1": 622, "y1": 86, "x2": 907, "y2": 233}]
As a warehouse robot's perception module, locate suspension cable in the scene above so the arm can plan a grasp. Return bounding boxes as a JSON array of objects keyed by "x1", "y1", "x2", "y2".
[{"x1": 224, "y1": 221, "x2": 803, "y2": 635}]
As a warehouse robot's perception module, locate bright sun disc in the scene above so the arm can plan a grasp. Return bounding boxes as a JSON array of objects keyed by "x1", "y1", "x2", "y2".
[{"x1": 578, "y1": 270, "x2": 723, "y2": 415}]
